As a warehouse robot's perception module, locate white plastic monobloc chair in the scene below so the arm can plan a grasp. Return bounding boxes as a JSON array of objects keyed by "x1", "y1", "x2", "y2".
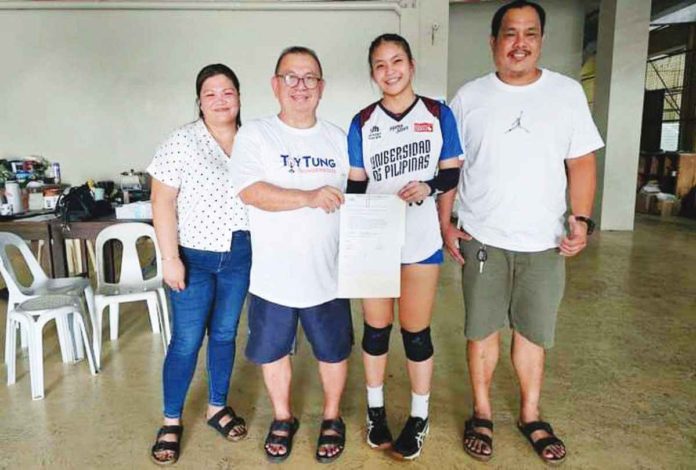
[
  {"x1": 6, "y1": 294, "x2": 97, "y2": 400},
  {"x1": 0, "y1": 232, "x2": 96, "y2": 367},
  {"x1": 93, "y1": 223, "x2": 170, "y2": 367}
]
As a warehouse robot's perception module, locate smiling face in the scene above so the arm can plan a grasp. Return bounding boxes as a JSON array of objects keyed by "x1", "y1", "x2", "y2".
[
  {"x1": 370, "y1": 41, "x2": 415, "y2": 99},
  {"x1": 491, "y1": 5, "x2": 543, "y2": 84},
  {"x1": 272, "y1": 52, "x2": 324, "y2": 119},
  {"x1": 198, "y1": 74, "x2": 240, "y2": 127}
]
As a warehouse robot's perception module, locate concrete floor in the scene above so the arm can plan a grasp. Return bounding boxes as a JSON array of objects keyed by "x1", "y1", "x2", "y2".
[{"x1": 0, "y1": 214, "x2": 694, "y2": 469}]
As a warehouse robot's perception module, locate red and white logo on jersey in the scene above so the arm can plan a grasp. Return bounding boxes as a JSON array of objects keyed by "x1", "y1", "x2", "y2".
[{"x1": 414, "y1": 122, "x2": 433, "y2": 132}]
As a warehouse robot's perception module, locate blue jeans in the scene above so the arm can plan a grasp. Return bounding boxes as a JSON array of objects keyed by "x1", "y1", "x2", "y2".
[{"x1": 162, "y1": 231, "x2": 251, "y2": 419}]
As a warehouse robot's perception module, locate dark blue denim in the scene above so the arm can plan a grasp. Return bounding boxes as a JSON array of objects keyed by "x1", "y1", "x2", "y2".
[
  {"x1": 245, "y1": 294, "x2": 353, "y2": 365},
  {"x1": 162, "y1": 231, "x2": 251, "y2": 419}
]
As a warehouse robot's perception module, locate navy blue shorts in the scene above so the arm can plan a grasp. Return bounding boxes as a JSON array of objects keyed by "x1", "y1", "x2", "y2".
[{"x1": 245, "y1": 294, "x2": 353, "y2": 364}]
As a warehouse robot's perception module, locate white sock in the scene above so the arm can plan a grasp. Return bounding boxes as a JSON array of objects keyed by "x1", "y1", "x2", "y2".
[
  {"x1": 411, "y1": 391, "x2": 430, "y2": 419},
  {"x1": 367, "y1": 384, "x2": 384, "y2": 408}
]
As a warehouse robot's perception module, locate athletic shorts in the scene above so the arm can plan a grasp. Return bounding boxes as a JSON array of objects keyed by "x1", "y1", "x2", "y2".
[
  {"x1": 245, "y1": 294, "x2": 353, "y2": 364},
  {"x1": 459, "y1": 237, "x2": 565, "y2": 348},
  {"x1": 404, "y1": 249, "x2": 444, "y2": 265}
]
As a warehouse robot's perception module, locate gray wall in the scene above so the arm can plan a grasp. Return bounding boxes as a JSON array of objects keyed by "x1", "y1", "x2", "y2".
[
  {"x1": 1, "y1": 1, "x2": 588, "y2": 185},
  {"x1": 0, "y1": 3, "x2": 420, "y2": 185},
  {"x1": 448, "y1": 0, "x2": 586, "y2": 99}
]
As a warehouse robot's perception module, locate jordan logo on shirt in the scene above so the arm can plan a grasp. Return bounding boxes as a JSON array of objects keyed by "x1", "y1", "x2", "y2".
[{"x1": 506, "y1": 111, "x2": 530, "y2": 134}]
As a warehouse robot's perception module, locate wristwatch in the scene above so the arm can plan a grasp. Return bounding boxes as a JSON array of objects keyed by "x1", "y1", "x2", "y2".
[{"x1": 574, "y1": 215, "x2": 595, "y2": 235}]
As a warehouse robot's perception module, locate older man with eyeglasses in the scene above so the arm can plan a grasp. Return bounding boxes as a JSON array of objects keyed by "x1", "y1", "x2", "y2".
[{"x1": 230, "y1": 46, "x2": 351, "y2": 464}]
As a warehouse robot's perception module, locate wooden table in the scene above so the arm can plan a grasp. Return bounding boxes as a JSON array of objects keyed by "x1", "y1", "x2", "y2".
[
  {"x1": 49, "y1": 216, "x2": 152, "y2": 279},
  {"x1": 0, "y1": 217, "x2": 56, "y2": 276},
  {"x1": 0, "y1": 215, "x2": 152, "y2": 280}
]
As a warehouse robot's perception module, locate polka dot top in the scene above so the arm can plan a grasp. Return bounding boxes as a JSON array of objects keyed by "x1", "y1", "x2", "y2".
[{"x1": 147, "y1": 119, "x2": 249, "y2": 252}]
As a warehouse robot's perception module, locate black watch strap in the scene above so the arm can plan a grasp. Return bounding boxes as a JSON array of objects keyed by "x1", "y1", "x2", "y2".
[{"x1": 574, "y1": 215, "x2": 595, "y2": 235}]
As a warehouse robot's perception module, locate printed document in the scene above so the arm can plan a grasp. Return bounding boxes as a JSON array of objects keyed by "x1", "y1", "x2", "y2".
[{"x1": 337, "y1": 194, "x2": 405, "y2": 298}]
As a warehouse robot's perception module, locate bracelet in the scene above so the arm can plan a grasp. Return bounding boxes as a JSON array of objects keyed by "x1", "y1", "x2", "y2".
[{"x1": 161, "y1": 255, "x2": 180, "y2": 261}]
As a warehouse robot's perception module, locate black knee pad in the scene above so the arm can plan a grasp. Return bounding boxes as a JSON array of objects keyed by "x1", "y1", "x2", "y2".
[
  {"x1": 362, "y1": 322, "x2": 393, "y2": 356},
  {"x1": 401, "y1": 327, "x2": 434, "y2": 362}
]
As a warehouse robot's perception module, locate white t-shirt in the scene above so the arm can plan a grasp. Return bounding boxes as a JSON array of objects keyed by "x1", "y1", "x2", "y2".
[
  {"x1": 147, "y1": 119, "x2": 249, "y2": 252},
  {"x1": 230, "y1": 115, "x2": 348, "y2": 308},
  {"x1": 347, "y1": 97, "x2": 462, "y2": 263},
  {"x1": 450, "y1": 69, "x2": 604, "y2": 252}
]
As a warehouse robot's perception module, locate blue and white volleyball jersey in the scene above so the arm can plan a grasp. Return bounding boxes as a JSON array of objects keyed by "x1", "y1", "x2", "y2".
[{"x1": 347, "y1": 96, "x2": 463, "y2": 263}]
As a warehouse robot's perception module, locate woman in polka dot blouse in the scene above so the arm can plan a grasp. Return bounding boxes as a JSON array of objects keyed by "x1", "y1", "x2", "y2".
[{"x1": 148, "y1": 64, "x2": 251, "y2": 465}]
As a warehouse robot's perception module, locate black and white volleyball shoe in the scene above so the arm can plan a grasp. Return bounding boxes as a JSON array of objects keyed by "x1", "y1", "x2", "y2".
[
  {"x1": 366, "y1": 406, "x2": 393, "y2": 449},
  {"x1": 392, "y1": 416, "x2": 429, "y2": 460}
]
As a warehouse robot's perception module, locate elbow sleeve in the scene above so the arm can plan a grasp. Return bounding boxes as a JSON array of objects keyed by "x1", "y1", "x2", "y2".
[
  {"x1": 424, "y1": 167, "x2": 460, "y2": 195},
  {"x1": 347, "y1": 179, "x2": 368, "y2": 194}
]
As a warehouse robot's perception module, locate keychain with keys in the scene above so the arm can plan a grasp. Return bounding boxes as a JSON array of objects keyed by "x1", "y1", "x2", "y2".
[
  {"x1": 476, "y1": 245, "x2": 488, "y2": 274},
  {"x1": 431, "y1": 23, "x2": 440, "y2": 45}
]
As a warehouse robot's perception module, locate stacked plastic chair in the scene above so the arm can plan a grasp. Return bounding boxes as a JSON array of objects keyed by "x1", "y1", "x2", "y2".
[{"x1": 0, "y1": 232, "x2": 98, "y2": 400}]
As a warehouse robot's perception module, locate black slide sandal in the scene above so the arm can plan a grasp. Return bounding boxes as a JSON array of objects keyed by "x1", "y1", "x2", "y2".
[
  {"x1": 206, "y1": 406, "x2": 247, "y2": 441},
  {"x1": 517, "y1": 420, "x2": 567, "y2": 465},
  {"x1": 316, "y1": 417, "x2": 346, "y2": 463},
  {"x1": 463, "y1": 416, "x2": 493, "y2": 462},
  {"x1": 150, "y1": 425, "x2": 183, "y2": 466},
  {"x1": 264, "y1": 417, "x2": 300, "y2": 463}
]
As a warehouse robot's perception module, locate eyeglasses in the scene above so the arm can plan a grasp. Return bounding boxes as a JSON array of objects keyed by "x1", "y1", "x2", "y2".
[{"x1": 276, "y1": 73, "x2": 322, "y2": 89}]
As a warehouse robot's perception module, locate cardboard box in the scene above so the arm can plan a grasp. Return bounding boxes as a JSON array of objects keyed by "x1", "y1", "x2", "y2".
[
  {"x1": 655, "y1": 198, "x2": 681, "y2": 217},
  {"x1": 635, "y1": 192, "x2": 657, "y2": 214}
]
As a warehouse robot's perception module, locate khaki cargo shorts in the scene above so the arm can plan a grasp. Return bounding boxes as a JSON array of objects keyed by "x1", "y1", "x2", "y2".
[{"x1": 459, "y1": 237, "x2": 565, "y2": 348}]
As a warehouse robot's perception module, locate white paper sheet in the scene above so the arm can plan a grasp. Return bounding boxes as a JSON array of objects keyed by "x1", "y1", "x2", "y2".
[{"x1": 337, "y1": 194, "x2": 405, "y2": 298}]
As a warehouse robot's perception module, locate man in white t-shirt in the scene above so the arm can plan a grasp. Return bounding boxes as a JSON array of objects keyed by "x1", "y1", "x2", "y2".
[
  {"x1": 441, "y1": 1, "x2": 603, "y2": 465},
  {"x1": 230, "y1": 47, "x2": 351, "y2": 464}
]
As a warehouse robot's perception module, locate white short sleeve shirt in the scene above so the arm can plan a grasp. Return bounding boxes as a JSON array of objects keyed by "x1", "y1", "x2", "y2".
[
  {"x1": 230, "y1": 116, "x2": 349, "y2": 308},
  {"x1": 147, "y1": 119, "x2": 249, "y2": 252},
  {"x1": 450, "y1": 69, "x2": 604, "y2": 252}
]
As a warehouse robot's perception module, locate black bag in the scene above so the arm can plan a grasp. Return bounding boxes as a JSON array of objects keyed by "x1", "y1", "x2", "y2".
[{"x1": 55, "y1": 184, "x2": 113, "y2": 223}]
